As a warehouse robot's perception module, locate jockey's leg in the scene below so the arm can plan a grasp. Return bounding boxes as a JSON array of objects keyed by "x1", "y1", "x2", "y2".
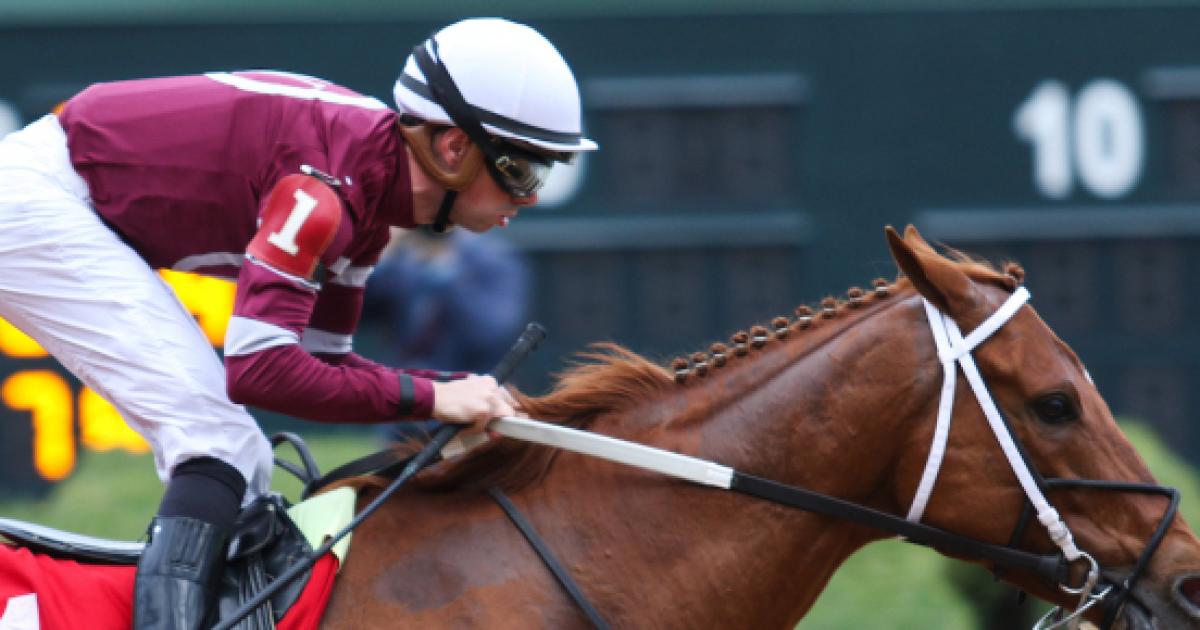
[
  {"x1": 135, "y1": 456, "x2": 246, "y2": 630},
  {"x1": 0, "y1": 115, "x2": 274, "y2": 629}
]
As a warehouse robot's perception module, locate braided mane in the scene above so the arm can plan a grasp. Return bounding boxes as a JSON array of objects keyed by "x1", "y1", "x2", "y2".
[{"x1": 412, "y1": 255, "x2": 1024, "y2": 494}]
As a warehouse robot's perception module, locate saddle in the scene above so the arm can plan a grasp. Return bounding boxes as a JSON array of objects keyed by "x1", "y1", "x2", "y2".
[
  {"x1": 0, "y1": 517, "x2": 143, "y2": 565},
  {"x1": 217, "y1": 494, "x2": 315, "y2": 629},
  {"x1": 0, "y1": 494, "x2": 321, "y2": 630}
]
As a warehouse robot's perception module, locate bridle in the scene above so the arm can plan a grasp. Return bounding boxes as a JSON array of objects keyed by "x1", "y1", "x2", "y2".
[
  {"x1": 490, "y1": 286, "x2": 1182, "y2": 629},
  {"x1": 905, "y1": 286, "x2": 1179, "y2": 629}
]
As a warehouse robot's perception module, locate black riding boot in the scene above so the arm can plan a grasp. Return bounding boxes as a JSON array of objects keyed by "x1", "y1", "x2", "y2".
[
  {"x1": 133, "y1": 516, "x2": 228, "y2": 630},
  {"x1": 134, "y1": 456, "x2": 247, "y2": 630}
]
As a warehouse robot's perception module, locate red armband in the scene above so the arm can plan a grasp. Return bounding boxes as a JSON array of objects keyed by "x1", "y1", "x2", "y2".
[{"x1": 248, "y1": 174, "x2": 343, "y2": 280}]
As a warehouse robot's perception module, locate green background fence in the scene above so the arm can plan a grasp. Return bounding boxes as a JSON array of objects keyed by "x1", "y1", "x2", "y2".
[{"x1": 1, "y1": 1, "x2": 1199, "y2": 493}]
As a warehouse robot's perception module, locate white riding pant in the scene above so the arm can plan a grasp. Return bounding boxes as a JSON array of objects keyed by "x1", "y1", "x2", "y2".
[{"x1": 0, "y1": 115, "x2": 272, "y2": 504}]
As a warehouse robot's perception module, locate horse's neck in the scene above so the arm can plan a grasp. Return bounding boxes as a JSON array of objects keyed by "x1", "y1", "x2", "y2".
[
  {"x1": 602, "y1": 292, "x2": 928, "y2": 493},
  {"x1": 525, "y1": 462, "x2": 861, "y2": 626},
  {"x1": 532, "y1": 293, "x2": 934, "y2": 626}
]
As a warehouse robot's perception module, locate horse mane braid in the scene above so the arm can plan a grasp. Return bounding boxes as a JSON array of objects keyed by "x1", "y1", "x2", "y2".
[
  {"x1": 670, "y1": 277, "x2": 894, "y2": 385},
  {"x1": 411, "y1": 255, "x2": 1025, "y2": 494}
]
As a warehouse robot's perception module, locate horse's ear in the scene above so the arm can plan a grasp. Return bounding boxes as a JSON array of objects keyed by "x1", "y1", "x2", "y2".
[{"x1": 885, "y1": 225, "x2": 978, "y2": 316}]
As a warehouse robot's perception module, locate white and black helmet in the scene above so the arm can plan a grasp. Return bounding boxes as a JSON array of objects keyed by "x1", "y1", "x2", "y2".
[{"x1": 393, "y1": 18, "x2": 597, "y2": 155}]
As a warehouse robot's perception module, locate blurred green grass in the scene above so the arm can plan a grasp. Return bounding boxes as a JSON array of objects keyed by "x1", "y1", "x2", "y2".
[
  {"x1": 801, "y1": 422, "x2": 1200, "y2": 628},
  {"x1": 0, "y1": 422, "x2": 1195, "y2": 629},
  {"x1": 0, "y1": 430, "x2": 380, "y2": 539}
]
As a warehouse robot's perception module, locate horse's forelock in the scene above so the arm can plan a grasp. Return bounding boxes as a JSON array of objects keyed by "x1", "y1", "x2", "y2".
[{"x1": 939, "y1": 247, "x2": 1022, "y2": 292}]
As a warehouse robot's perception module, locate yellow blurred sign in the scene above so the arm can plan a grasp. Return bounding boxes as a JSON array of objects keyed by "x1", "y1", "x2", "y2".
[
  {"x1": 3, "y1": 370, "x2": 74, "y2": 481},
  {"x1": 0, "y1": 270, "x2": 235, "y2": 481}
]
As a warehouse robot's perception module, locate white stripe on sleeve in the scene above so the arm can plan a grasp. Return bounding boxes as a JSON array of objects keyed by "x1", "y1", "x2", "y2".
[
  {"x1": 173, "y1": 252, "x2": 245, "y2": 272},
  {"x1": 225, "y1": 316, "x2": 300, "y2": 357},
  {"x1": 329, "y1": 265, "x2": 374, "y2": 288},
  {"x1": 301, "y1": 328, "x2": 353, "y2": 354}
]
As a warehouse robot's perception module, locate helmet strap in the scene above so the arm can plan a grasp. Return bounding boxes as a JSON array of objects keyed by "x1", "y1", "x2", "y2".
[
  {"x1": 399, "y1": 123, "x2": 484, "y2": 190},
  {"x1": 412, "y1": 39, "x2": 513, "y2": 191},
  {"x1": 431, "y1": 190, "x2": 457, "y2": 233}
]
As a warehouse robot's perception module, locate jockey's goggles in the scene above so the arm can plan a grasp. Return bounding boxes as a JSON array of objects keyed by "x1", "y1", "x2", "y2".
[
  {"x1": 489, "y1": 142, "x2": 556, "y2": 199},
  {"x1": 411, "y1": 37, "x2": 568, "y2": 200}
]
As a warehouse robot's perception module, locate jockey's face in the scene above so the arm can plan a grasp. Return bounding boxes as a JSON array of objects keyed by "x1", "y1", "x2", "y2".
[{"x1": 451, "y1": 165, "x2": 538, "y2": 233}]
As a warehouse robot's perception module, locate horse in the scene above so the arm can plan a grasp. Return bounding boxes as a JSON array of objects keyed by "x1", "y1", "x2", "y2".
[{"x1": 319, "y1": 225, "x2": 1200, "y2": 629}]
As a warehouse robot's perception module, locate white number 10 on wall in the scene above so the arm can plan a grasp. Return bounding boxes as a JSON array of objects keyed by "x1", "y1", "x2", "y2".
[{"x1": 1013, "y1": 78, "x2": 1144, "y2": 200}]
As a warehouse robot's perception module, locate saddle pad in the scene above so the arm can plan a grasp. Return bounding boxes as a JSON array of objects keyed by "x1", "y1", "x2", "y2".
[
  {"x1": 0, "y1": 544, "x2": 132, "y2": 630},
  {"x1": 287, "y1": 487, "x2": 356, "y2": 565},
  {"x1": 0, "y1": 489, "x2": 356, "y2": 629},
  {"x1": 0, "y1": 544, "x2": 341, "y2": 630}
]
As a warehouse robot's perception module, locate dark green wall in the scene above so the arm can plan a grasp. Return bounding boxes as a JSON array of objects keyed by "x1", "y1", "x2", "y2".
[{"x1": 1, "y1": 5, "x2": 1198, "y2": 489}]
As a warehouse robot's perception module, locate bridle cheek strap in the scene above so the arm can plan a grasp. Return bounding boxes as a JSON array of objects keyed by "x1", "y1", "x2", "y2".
[
  {"x1": 905, "y1": 298, "x2": 957, "y2": 522},
  {"x1": 905, "y1": 287, "x2": 1084, "y2": 563}
]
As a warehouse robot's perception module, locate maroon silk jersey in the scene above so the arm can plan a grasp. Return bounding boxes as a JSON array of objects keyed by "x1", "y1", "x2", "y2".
[{"x1": 58, "y1": 71, "x2": 436, "y2": 422}]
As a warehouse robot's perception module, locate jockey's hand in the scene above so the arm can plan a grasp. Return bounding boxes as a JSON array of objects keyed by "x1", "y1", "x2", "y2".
[
  {"x1": 431, "y1": 374, "x2": 515, "y2": 433},
  {"x1": 497, "y1": 386, "x2": 528, "y2": 419}
]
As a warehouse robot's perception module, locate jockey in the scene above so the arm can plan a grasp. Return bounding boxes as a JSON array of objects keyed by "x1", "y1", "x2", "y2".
[{"x1": 0, "y1": 17, "x2": 596, "y2": 630}]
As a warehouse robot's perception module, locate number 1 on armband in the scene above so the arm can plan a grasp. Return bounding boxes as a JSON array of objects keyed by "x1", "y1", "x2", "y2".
[{"x1": 267, "y1": 190, "x2": 318, "y2": 256}]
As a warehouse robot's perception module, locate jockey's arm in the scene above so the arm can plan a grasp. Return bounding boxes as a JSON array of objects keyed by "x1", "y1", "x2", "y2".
[
  {"x1": 298, "y1": 233, "x2": 502, "y2": 426},
  {"x1": 300, "y1": 243, "x2": 459, "y2": 381},
  {"x1": 225, "y1": 174, "x2": 438, "y2": 422}
]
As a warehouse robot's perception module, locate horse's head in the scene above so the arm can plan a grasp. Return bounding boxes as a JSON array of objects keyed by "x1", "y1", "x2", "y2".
[{"x1": 886, "y1": 225, "x2": 1200, "y2": 629}]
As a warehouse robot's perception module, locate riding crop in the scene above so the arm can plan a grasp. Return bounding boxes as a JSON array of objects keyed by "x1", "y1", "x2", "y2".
[{"x1": 213, "y1": 322, "x2": 546, "y2": 630}]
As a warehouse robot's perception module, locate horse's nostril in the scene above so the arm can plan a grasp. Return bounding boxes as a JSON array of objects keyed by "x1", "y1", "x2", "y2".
[{"x1": 1178, "y1": 576, "x2": 1200, "y2": 608}]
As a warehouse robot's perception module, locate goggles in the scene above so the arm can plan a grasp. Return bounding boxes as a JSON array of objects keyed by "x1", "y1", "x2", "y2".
[{"x1": 490, "y1": 142, "x2": 555, "y2": 199}]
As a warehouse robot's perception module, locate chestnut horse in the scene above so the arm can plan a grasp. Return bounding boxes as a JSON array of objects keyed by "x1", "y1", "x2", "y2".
[{"x1": 320, "y1": 226, "x2": 1200, "y2": 629}]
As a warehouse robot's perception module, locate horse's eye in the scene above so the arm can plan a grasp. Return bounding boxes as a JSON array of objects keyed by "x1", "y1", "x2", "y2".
[{"x1": 1033, "y1": 393, "x2": 1078, "y2": 425}]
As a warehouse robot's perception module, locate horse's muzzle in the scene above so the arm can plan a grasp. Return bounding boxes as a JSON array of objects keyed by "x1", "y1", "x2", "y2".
[
  {"x1": 1177, "y1": 574, "x2": 1200, "y2": 612},
  {"x1": 1107, "y1": 572, "x2": 1200, "y2": 630},
  {"x1": 1115, "y1": 601, "x2": 1154, "y2": 630}
]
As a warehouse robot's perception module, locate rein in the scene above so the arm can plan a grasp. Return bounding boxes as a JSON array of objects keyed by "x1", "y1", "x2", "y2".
[
  {"x1": 213, "y1": 324, "x2": 546, "y2": 630},
  {"x1": 482, "y1": 287, "x2": 1177, "y2": 630}
]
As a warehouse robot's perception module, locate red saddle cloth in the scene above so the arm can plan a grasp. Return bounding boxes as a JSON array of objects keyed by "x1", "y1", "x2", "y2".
[{"x1": 0, "y1": 543, "x2": 338, "y2": 630}]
